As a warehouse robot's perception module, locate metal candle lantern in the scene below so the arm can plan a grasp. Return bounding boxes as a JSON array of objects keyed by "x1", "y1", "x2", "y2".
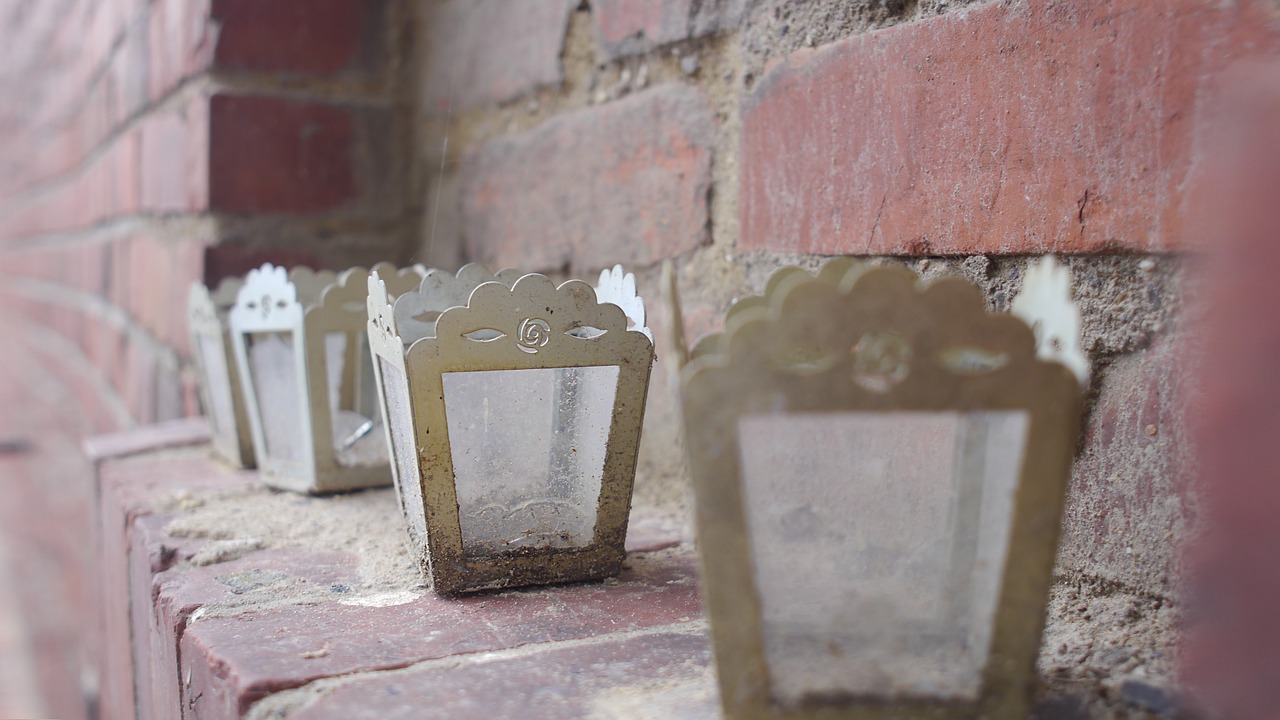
[
  {"x1": 228, "y1": 262, "x2": 425, "y2": 493},
  {"x1": 188, "y1": 276, "x2": 255, "y2": 468},
  {"x1": 369, "y1": 265, "x2": 654, "y2": 594},
  {"x1": 680, "y1": 261, "x2": 1085, "y2": 719}
]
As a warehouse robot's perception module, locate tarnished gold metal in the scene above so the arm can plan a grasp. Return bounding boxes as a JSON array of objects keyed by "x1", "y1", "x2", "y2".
[
  {"x1": 228, "y1": 262, "x2": 424, "y2": 493},
  {"x1": 188, "y1": 276, "x2": 255, "y2": 468},
  {"x1": 680, "y1": 262, "x2": 1082, "y2": 720},
  {"x1": 368, "y1": 267, "x2": 655, "y2": 595}
]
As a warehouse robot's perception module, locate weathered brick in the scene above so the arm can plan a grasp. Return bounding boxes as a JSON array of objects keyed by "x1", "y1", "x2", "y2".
[
  {"x1": 148, "y1": 0, "x2": 216, "y2": 100},
  {"x1": 180, "y1": 554, "x2": 702, "y2": 718},
  {"x1": 740, "y1": 0, "x2": 1280, "y2": 255},
  {"x1": 130, "y1": 515, "x2": 198, "y2": 720},
  {"x1": 95, "y1": 448, "x2": 256, "y2": 720},
  {"x1": 590, "y1": 0, "x2": 760, "y2": 60},
  {"x1": 1057, "y1": 332, "x2": 1192, "y2": 597},
  {"x1": 201, "y1": 244, "x2": 325, "y2": 287},
  {"x1": 155, "y1": 546, "x2": 363, "y2": 720},
  {"x1": 211, "y1": 0, "x2": 381, "y2": 77},
  {"x1": 461, "y1": 84, "x2": 714, "y2": 271},
  {"x1": 208, "y1": 94, "x2": 357, "y2": 215},
  {"x1": 289, "y1": 629, "x2": 716, "y2": 720},
  {"x1": 1184, "y1": 63, "x2": 1280, "y2": 719},
  {"x1": 421, "y1": 0, "x2": 576, "y2": 113},
  {"x1": 140, "y1": 95, "x2": 211, "y2": 213}
]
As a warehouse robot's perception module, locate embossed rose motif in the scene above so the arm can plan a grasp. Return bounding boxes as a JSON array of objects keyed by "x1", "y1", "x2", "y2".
[
  {"x1": 517, "y1": 317, "x2": 551, "y2": 354},
  {"x1": 851, "y1": 331, "x2": 912, "y2": 393}
]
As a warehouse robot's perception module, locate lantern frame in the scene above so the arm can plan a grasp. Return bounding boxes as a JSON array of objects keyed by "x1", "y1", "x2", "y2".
[
  {"x1": 680, "y1": 263, "x2": 1081, "y2": 720},
  {"x1": 229, "y1": 262, "x2": 423, "y2": 493},
  {"x1": 369, "y1": 268, "x2": 655, "y2": 594},
  {"x1": 189, "y1": 276, "x2": 255, "y2": 467}
]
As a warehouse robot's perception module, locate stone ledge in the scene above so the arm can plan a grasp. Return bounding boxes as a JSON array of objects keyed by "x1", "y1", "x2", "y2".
[
  {"x1": 95, "y1": 439, "x2": 697, "y2": 720},
  {"x1": 94, "y1": 427, "x2": 1180, "y2": 719}
]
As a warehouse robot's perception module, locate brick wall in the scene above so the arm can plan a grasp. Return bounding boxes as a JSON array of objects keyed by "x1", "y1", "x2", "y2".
[
  {"x1": 0, "y1": 1, "x2": 418, "y2": 716},
  {"x1": 418, "y1": 0, "x2": 1280, "y2": 600},
  {"x1": 1, "y1": 0, "x2": 1278, "y2": 717}
]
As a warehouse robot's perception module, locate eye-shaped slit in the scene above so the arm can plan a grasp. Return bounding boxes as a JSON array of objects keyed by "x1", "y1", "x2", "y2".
[
  {"x1": 412, "y1": 310, "x2": 443, "y2": 324},
  {"x1": 937, "y1": 346, "x2": 1010, "y2": 374},
  {"x1": 340, "y1": 300, "x2": 363, "y2": 312},
  {"x1": 774, "y1": 347, "x2": 838, "y2": 375},
  {"x1": 462, "y1": 328, "x2": 506, "y2": 342},
  {"x1": 566, "y1": 325, "x2": 607, "y2": 339}
]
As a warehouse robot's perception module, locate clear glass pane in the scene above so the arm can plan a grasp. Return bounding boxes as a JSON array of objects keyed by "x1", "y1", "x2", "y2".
[
  {"x1": 196, "y1": 332, "x2": 235, "y2": 439},
  {"x1": 442, "y1": 365, "x2": 618, "y2": 557},
  {"x1": 737, "y1": 410, "x2": 1029, "y2": 704},
  {"x1": 246, "y1": 332, "x2": 305, "y2": 462},
  {"x1": 380, "y1": 358, "x2": 426, "y2": 540},
  {"x1": 328, "y1": 331, "x2": 387, "y2": 468}
]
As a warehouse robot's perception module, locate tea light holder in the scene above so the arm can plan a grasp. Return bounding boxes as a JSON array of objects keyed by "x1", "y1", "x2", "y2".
[
  {"x1": 228, "y1": 262, "x2": 425, "y2": 493},
  {"x1": 680, "y1": 262, "x2": 1082, "y2": 719},
  {"x1": 368, "y1": 265, "x2": 655, "y2": 594},
  {"x1": 188, "y1": 276, "x2": 255, "y2": 468}
]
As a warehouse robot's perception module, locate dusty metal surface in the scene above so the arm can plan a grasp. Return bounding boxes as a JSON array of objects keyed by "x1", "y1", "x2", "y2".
[
  {"x1": 681, "y1": 263, "x2": 1082, "y2": 719},
  {"x1": 369, "y1": 270, "x2": 656, "y2": 595}
]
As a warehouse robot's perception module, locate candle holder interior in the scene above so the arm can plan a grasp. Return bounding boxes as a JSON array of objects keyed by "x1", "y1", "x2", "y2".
[
  {"x1": 229, "y1": 262, "x2": 424, "y2": 493},
  {"x1": 680, "y1": 261, "x2": 1083, "y2": 719},
  {"x1": 369, "y1": 265, "x2": 654, "y2": 594}
]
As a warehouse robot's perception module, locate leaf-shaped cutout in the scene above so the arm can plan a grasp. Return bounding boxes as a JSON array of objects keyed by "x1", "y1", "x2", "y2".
[
  {"x1": 774, "y1": 347, "x2": 838, "y2": 375},
  {"x1": 412, "y1": 310, "x2": 442, "y2": 324},
  {"x1": 937, "y1": 346, "x2": 1009, "y2": 375},
  {"x1": 566, "y1": 325, "x2": 607, "y2": 339},
  {"x1": 462, "y1": 328, "x2": 507, "y2": 342},
  {"x1": 341, "y1": 300, "x2": 364, "y2": 313}
]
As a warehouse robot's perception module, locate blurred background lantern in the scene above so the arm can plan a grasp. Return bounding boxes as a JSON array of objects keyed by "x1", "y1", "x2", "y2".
[
  {"x1": 188, "y1": 275, "x2": 255, "y2": 468},
  {"x1": 228, "y1": 262, "x2": 424, "y2": 493}
]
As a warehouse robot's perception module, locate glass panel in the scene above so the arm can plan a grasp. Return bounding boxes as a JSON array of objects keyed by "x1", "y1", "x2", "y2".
[
  {"x1": 380, "y1": 358, "x2": 426, "y2": 540},
  {"x1": 354, "y1": 335, "x2": 380, "y2": 420},
  {"x1": 196, "y1": 332, "x2": 235, "y2": 439},
  {"x1": 442, "y1": 365, "x2": 619, "y2": 557},
  {"x1": 325, "y1": 332, "x2": 348, "y2": 418},
  {"x1": 328, "y1": 331, "x2": 387, "y2": 468},
  {"x1": 246, "y1": 332, "x2": 305, "y2": 462},
  {"x1": 736, "y1": 410, "x2": 1029, "y2": 704}
]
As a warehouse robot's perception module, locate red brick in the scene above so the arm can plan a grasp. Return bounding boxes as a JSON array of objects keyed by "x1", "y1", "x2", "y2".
[
  {"x1": 201, "y1": 244, "x2": 325, "y2": 287},
  {"x1": 590, "y1": 0, "x2": 759, "y2": 60},
  {"x1": 739, "y1": 0, "x2": 1280, "y2": 255},
  {"x1": 148, "y1": 0, "x2": 216, "y2": 100},
  {"x1": 290, "y1": 629, "x2": 715, "y2": 720},
  {"x1": 88, "y1": 418, "x2": 207, "y2": 463},
  {"x1": 167, "y1": 237, "x2": 210, "y2": 357},
  {"x1": 1057, "y1": 332, "x2": 1192, "y2": 597},
  {"x1": 208, "y1": 94, "x2": 357, "y2": 215},
  {"x1": 130, "y1": 515, "x2": 200, "y2": 720},
  {"x1": 179, "y1": 554, "x2": 702, "y2": 718},
  {"x1": 140, "y1": 97, "x2": 211, "y2": 213},
  {"x1": 1184, "y1": 63, "x2": 1280, "y2": 719},
  {"x1": 421, "y1": 0, "x2": 576, "y2": 113},
  {"x1": 93, "y1": 449, "x2": 256, "y2": 720},
  {"x1": 211, "y1": 0, "x2": 379, "y2": 76},
  {"x1": 155, "y1": 546, "x2": 363, "y2": 719},
  {"x1": 461, "y1": 84, "x2": 714, "y2": 271}
]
